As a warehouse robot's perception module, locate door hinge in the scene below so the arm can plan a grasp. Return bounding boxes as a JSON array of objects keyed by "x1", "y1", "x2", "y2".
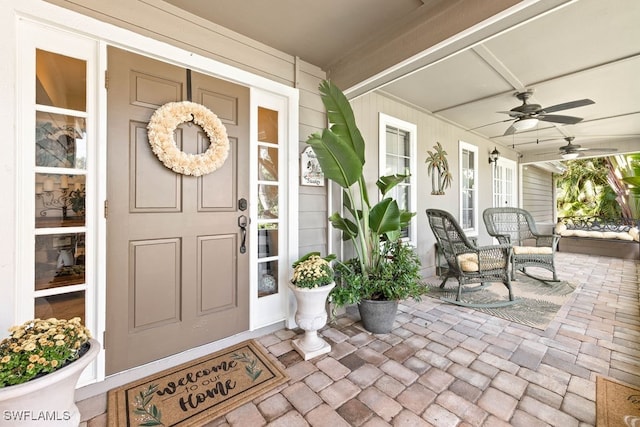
[
  {"x1": 104, "y1": 200, "x2": 108, "y2": 219},
  {"x1": 104, "y1": 70, "x2": 109, "y2": 90},
  {"x1": 102, "y1": 331, "x2": 106, "y2": 350}
]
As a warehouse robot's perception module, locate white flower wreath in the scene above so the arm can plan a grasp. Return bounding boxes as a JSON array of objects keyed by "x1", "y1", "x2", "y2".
[{"x1": 147, "y1": 101, "x2": 230, "y2": 176}]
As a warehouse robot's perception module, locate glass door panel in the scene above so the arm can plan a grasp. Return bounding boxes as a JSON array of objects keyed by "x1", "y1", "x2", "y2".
[
  {"x1": 258, "y1": 146, "x2": 278, "y2": 181},
  {"x1": 36, "y1": 111, "x2": 87, "y2": 169},
  {"x1": 35, "y1": 233, "x2": 86, "y2": 292},
  {"x1": 36, "y1": 49, "x2": 86, "y2": 111},
  {"x1": 258, "y1": 107, "x2": 278, "y2": 144},
  {"x1": 257, "y1": 107, "x2": 280, "y2": 298},
  {"x1": 35, "y1": 173, "x2": 86, "y2": 228},
  {"x1": 34, "y1": 49, "x2": 88, "y2": 319},
  {"x1": 257, "y1": 184, "x2": 279, "y2": 220},
  {"x1": 35, "y1": 291, "x2": 86, "y2": 323}
]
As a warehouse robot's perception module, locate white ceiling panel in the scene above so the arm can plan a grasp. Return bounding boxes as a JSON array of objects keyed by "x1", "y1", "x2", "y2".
[
  {"x1": 382, "y1": 50, "x2": 514, "y2": 112},
  {"x1": 161, "y1": 0, "x2": 640, "y2": 160}
]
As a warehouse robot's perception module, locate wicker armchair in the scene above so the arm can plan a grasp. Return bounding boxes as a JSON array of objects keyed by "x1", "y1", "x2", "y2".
[
  {"x1": 483, "y1": 207, "x2": 560, "y2": 281},
  {"x1": 426, "y1": 209, "x2": 515, "y2": 308}
]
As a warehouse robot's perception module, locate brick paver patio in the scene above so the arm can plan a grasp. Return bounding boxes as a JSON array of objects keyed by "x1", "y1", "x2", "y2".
[{"x1": 84, "y1": 252, "x2": 639, "y2": 426}]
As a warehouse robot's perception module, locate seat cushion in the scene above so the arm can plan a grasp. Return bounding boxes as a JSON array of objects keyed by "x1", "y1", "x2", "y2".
[
  {"x1": 602, "y1": 231, "x2": 634, "y2": 241},
  {"x1": 457, "y1": 253, "x2": 479, "y2": 272},
  {"x1": 513, "y1": 246, "x2": 553, "y2": 255}
]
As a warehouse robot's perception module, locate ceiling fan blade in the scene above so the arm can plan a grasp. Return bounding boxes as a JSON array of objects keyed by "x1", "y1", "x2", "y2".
[
  {"x1": 542, "y1": 99, "x2": 595, "y2": 113},
  {"x1": 503, "y1": 124, "x2": 517, "y2": 136},
  {"x1": 497, "y1": 110, "x2": 525, "y2": 116},
  {"x1": 538, "y1": 114, "x2": 583, "y2": 124}
]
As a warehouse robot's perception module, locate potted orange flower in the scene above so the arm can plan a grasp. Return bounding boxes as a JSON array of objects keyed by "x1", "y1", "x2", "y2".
[{"x1": 0, "y1": 317, "x2": 99, "y2": 426}]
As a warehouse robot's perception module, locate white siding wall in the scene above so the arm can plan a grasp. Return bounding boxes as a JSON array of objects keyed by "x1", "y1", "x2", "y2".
[
  {"x1": 349, "y1": 91, "x2": 520, "y2": 276},
  {"x1": 45, "y1": 0, "x2": 297, "y2": 86},
  {"x1": 522, "y1": 165, "x2": 555, "y2": 224},
  {"x1": 297, "y1": 66, "x2": 330, "y2": 257}
]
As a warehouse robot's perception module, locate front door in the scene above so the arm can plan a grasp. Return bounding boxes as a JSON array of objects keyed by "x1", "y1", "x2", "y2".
[{"x1": 106, "y1": 47, "x2": 250, "y2": 374}]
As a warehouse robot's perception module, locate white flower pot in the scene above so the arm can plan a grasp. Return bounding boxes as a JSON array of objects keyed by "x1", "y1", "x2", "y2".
[
  {"x1": 0, "y1": 338, "x2": 100, "y2": 426},
  {"x1": 288, "y1": 282, "x2": 335, "y2": 360}
]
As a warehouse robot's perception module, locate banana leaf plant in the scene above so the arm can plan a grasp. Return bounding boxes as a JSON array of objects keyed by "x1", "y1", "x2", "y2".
[{"x1": 305, "y1": 80, "x2": 415, "y2": 278}]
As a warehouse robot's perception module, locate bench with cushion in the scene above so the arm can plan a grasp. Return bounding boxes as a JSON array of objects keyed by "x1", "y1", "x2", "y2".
[{"x1": 556, "y1": 216, "x2": 640, "y2": 259}]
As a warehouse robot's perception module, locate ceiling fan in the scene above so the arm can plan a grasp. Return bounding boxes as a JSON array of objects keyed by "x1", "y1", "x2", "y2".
[
  {"x1": 500, "y1": 90, "x2": 595, "y2": 136},
  {"x1": 543, "y1": 137, "x2": 618, "y2": 159}
]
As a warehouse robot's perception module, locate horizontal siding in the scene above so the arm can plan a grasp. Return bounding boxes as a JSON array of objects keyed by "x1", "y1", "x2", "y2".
[
  {"x1": 522, "y1": 166, "x2": 554, "y2": 223},
  {"x1": 296, "y1": 61, "x2": 328, "y2": 258},
  {"x1": 299, "y1": 211, "x2": 329, "y2": 226},
  {"x1": 299, "y1": 105, "x2": 327, "y2": 130},
  {"x1": 45, "y1": 0, "x2": 297, "y2": 85}
]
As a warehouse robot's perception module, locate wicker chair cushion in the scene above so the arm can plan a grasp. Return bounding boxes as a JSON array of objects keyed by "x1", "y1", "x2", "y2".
[
  {"x1": 512, "y1": 246, "x2": 553, "y2": 255},
  {"x1": 630, "y1": 227, "x2": 639, "y2": 242},
  {"x1": 456, "y1": 253, "x2": 479, "y2": 272},
  {"x1": 555, "y1": 223, "x2": 567, "y2": 234}
]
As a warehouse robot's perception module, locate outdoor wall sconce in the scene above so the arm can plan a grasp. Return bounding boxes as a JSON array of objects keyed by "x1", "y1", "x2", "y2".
[{"x1": 488, "y1": 147, "x2": 501, "y2": 167}]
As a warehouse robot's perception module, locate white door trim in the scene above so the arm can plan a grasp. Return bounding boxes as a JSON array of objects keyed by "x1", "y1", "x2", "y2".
[{"x1": 250, "y1": 88, "x2": 299, "y2": 330}]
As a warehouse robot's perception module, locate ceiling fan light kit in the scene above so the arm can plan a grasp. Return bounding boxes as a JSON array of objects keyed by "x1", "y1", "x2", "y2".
[
  {"x1": 512, "y1": 117, "x2": 539, "y2": 131},
  {"x1": 561, "y1": 152, "x2": 580, "y2": 160}
]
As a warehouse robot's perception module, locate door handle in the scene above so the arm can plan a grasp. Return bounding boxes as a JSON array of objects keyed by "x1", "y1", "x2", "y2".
[{"x1": 238, "y1": 215, "x2": 248, "y2": 254}]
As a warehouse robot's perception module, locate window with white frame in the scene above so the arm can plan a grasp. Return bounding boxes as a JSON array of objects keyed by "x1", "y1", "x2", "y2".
[
  {"x1": 379, "y1": 113, "x2": 417, "y2": 243},
  {"x1": 459, "y1": 141, "x2": 478, "y2": 234},
  {"x1": 18, "y1": 21, "x2": 100, "y2": 385},
  {"x1": 492, "y1": 157, "x2": 517, "y2": 207}
]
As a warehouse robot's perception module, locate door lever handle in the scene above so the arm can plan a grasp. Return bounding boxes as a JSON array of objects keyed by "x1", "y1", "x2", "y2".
[{"x1": 238, "y1": 215, "x2": 248, "y2": 254}]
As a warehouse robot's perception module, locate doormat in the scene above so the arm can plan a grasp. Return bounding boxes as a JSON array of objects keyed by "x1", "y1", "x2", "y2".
[
  {"x1": 425, "y1": 273, "x2": 576, "y2": 330},
  {"x1": 596, "y1": 376, "x2": 640, "y2": 427},
  {"x1": 107, "y1": 340, "x2": 288, "y2": 426}
]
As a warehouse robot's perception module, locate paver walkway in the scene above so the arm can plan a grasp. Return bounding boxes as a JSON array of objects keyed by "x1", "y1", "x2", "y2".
[
  {"x1": 217, "y1": 252, "x2": 639, "y2": 426},
  {"x1": 82, "y1": 252, "x2": 639, "y2": 426}
]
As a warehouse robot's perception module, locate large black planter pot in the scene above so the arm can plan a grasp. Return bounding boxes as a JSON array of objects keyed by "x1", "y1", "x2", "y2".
[{"x1": 358, "y1": 299, "x2": 399, "y2": 334}]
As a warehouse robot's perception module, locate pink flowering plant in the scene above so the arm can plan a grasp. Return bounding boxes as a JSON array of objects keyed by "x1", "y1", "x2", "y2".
[
  {"x1": 0, "y1": 317, "x2": 91, "y2": 387},
  {"x1": 291, "y1": 252, "x2": 336, "y2": 289}
]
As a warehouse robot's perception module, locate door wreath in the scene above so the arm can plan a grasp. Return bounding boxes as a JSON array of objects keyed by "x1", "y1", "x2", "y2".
[{"x1": 147, "y1": 101, "x2": 229, "y2": 176}]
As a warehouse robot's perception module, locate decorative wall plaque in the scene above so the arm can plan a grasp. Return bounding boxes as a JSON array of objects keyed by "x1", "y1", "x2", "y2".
[{"x1": 300, "y1": 146, "x2": 324, "y2": 186}]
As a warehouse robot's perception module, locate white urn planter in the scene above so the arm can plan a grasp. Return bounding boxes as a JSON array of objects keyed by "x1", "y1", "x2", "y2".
[
  {"x1": 289, "y1": 282, "x2": 335, "y2": 360},
  {"x1": 0, "y1": 338, "x2": 100, "y2": 426}
]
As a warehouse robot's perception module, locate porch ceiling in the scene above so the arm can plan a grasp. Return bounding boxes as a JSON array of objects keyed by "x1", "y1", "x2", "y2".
[{"x1": 163, "y1": 0, "x2": 640, "y2": 162}]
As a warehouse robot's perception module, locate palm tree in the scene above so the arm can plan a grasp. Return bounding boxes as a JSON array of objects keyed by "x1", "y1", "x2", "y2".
[
  {"x1": 557, "y1": 158, "x2": 620, "y2": 218},
  {"x1": 606, "y1": 153, "x2": 640, "y2": 219},
  {"x1": 425, "y1": 142, "x2": 452, "y2": 195},
  {"x1": 424, "y1": 150, "x2": 439, "y2": 194}
]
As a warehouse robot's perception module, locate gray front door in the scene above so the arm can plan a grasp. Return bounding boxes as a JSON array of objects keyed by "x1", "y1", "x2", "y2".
[{"x1": 106, "y1": 47, "x2": 250, "y2": 374}]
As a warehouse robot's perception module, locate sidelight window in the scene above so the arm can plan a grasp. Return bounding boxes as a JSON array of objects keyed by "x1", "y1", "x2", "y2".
[
  {"x1": 256, "y1": 107, "x2": 280, "y2": 297},
  {"x1": 33, "y1": 49, "x2": 89, "y2": 321}
]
